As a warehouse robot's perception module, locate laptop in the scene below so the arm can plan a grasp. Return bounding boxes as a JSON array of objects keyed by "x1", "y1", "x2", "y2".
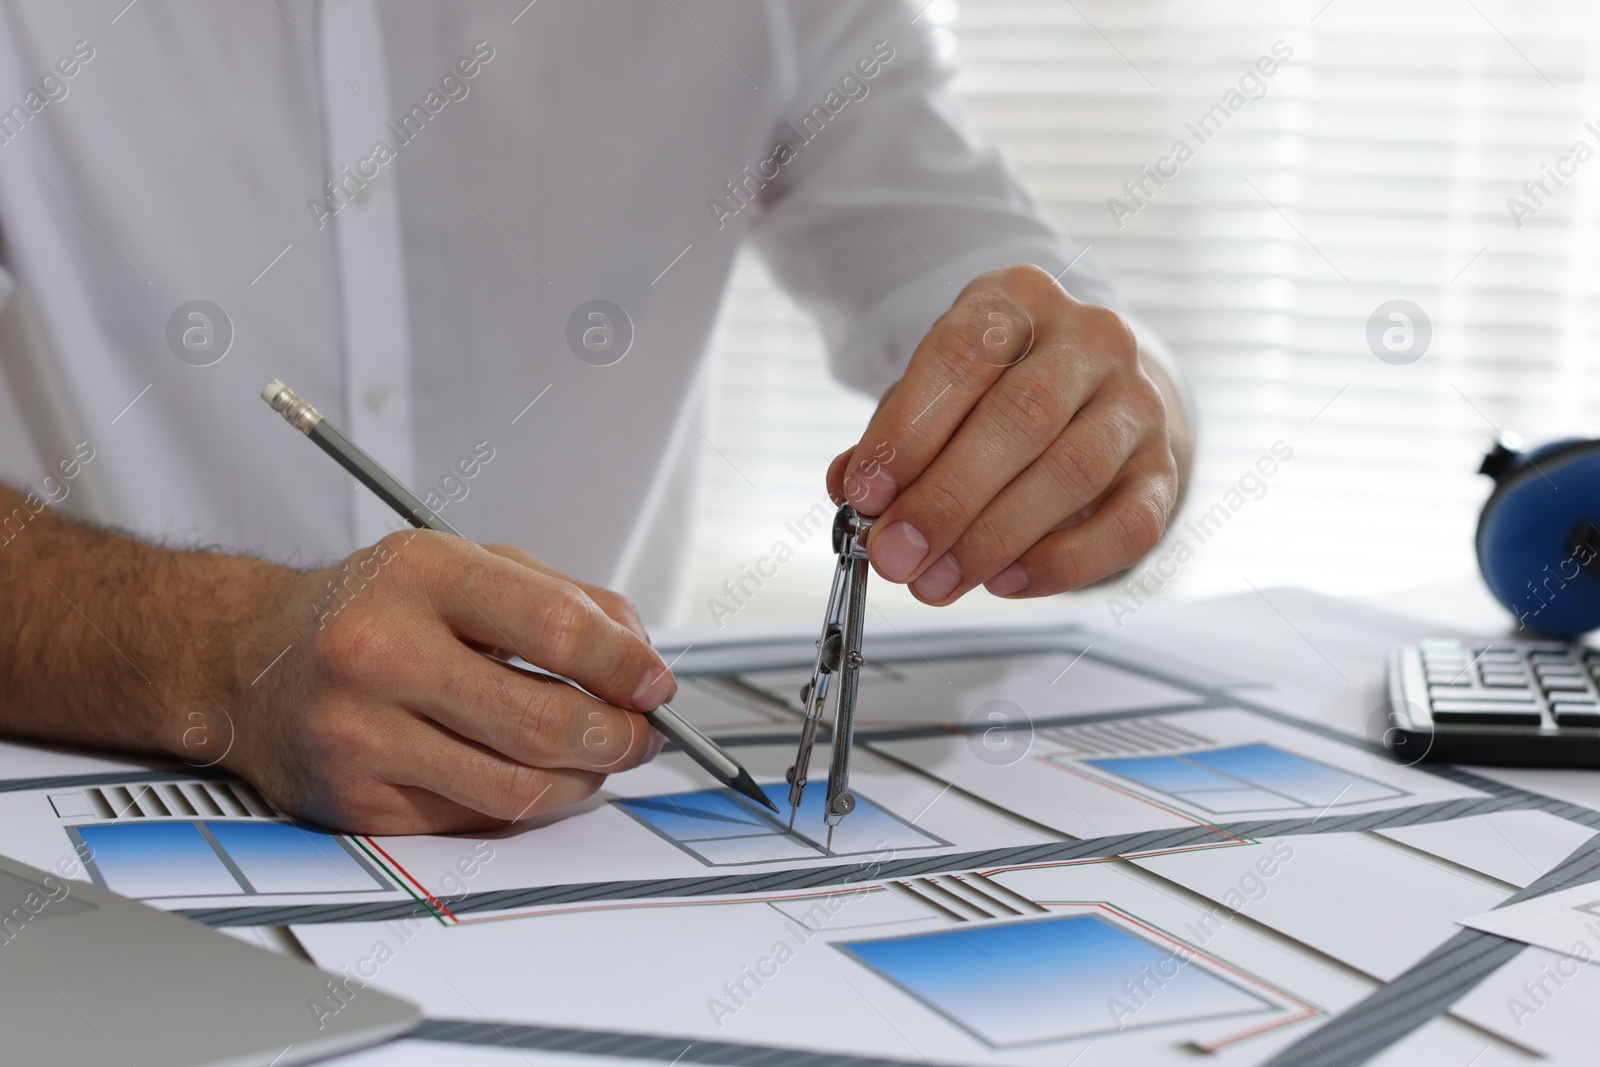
[{"x1": 0, "y1": 851, "x2": 417, "y2": 1066}]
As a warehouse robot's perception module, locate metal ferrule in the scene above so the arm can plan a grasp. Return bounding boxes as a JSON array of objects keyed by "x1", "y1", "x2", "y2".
[{"x1": 261, "y1": 379, "x2": 324, "y2": 435}]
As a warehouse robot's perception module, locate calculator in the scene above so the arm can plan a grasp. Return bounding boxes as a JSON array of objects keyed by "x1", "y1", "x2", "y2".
[{"x1": 1384, "y1": 637, "x2": 1600, "y2": 765}]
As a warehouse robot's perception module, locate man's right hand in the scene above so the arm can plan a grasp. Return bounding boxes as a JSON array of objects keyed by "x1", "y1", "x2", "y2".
[{"x1": 227, "y1": 530, "x2": 673, "y2": 834}]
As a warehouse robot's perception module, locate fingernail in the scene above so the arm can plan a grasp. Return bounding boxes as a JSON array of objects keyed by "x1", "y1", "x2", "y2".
[
  {"x1": 847, "y1": 464, "x2": 898, "y2": 515},
  {"x1": 986, "y1": 563, "x2": 1028, "y2": 596},
  {"x1": 643, "y1": 730, "x2": 664, "y2": 764},
  {"x1": 912, "y1": 553, "x2": 962, "y2": 602},
  {"x1": 632, "y1": 666, "x2": 675, "y2": 711},
  {"x1": 872, "y1": 521, "x2": 928, "y2": 582}
]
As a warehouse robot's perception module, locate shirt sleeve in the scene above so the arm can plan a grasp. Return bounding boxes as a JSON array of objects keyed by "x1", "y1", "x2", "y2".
[{"x1": 750, "y1": 0, "x2": 1194, "y2": 430}]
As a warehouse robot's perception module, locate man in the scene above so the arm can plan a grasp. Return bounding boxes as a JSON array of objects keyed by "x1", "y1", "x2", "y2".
[{"x1": 0, "y1": 1, "x2": 1190, "y2": 833}]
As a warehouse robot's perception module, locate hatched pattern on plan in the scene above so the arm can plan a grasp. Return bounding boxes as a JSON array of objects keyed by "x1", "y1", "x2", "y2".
[
  {"x1": 882, "y1": 871, "x2": 1051, "y2": 922},
  {"x1": 48, "y1": 780, "x2": 278, "y2": 821},
  {"x1": 1040, "y1": 716, "x2": 1211, "y2": 757}
]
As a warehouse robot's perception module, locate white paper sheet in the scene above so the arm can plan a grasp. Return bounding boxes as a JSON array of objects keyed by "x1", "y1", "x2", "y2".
[
  {"x1": 0, "y1": 770, "x2": 411, "y2": 911},
  {"x1": 359, "y1": 742, "x2": 1063, "y2": 920},
  {"x1": 1462, "y1": 765, "x2": 1600, "y2": 817},
  {"x1": 870, "y1": 707, "x2": 1484, "y2": 839},
  {"x1": 0, "y1": 736, "x2": 163, "y2": 782},
  {"x1": 738, "y1": 651, "x2": 1203, "y2": 726},
  {"x1": 1364, "y1": 1015, "x2": 1539, "y2": 1067},
  {"x1": 1459, "y1": 880, "x2": 1600, "y2": 959},
  {"x1": 661, "y1": 676, "x2": 796, "y2": 732},
  {"x1": 1135, "y1": 833, "x2": 1509, "y2": 981},
  {"x1": 294, "y1": 858, "x2": 1371, "y2": 1066},
  {"x1": 1451, "y1": 946, "x2": 1600, "y2": 1059},
  {"x1": 1373, "y1": 811, "x2": 1595, "y2": 890},
  {"x1": 1104, "y1": 588, "x2": 1433, "y2": 736}
]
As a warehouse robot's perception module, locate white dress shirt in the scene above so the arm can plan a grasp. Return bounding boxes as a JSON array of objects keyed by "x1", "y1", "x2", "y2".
[{"x1": 0, "y1": 0, "x2": 1179, "y2": 622}]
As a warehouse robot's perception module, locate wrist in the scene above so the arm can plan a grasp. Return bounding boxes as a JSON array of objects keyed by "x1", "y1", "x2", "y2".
[{"x1": 164, "y1": 552, "x2": 302, "y2": 766}]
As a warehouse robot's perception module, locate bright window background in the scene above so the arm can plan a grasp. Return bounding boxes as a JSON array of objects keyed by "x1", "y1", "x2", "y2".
[{"x1": 674, "y1": 0, "x2": 1600, "y2": 630}]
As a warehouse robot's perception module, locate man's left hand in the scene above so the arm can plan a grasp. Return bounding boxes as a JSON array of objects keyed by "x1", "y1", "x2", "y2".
[{"x1": 826, "y1": 265, "x2": 1191, "y2": 604}]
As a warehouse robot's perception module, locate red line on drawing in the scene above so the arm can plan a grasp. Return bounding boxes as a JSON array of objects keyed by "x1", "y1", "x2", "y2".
[{"x1": 360, "y1": 836, "x2": 461, "y2": 923}]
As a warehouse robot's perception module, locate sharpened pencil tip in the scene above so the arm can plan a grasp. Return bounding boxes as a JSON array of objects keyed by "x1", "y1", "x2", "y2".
[{"x1": 731, "y1": 768, "x2": 778, "y2": 812}]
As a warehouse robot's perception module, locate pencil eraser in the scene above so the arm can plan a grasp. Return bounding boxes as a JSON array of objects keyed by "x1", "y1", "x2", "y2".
[{"x1": 261, "y1": 379, "x2": 286, "y2": 403}]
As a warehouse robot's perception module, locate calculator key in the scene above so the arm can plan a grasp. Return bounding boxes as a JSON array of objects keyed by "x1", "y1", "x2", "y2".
[
  {"x1": 1481, "y1": 675, "x2": 1533, "y2": 688},
  {"x1": 1535, "y1": 664, "x2": 1583, "y2": 676},
  {"x1": 1459, "y1": 694, "x2": 1529, "y2": 710},
  {"x1": 1431, "y1": 695, "x2": 1537, "y2": 708},
  {"x1": 1554, "y1": 705, "x2": 1600, "y2": 727},
  {"x1": 1426, "y1": 674, "x2": 1471, "y2": 686},
  {"x1": 1541, "y1": 678, "x2": 1591, "y2": 691},
  {"x1": 1429, "y1": 686, "x2": 1526, "y2": 701},
  {"x1": 1427, "y1": 697, "x2": 1536, "y2": 713},
  {"x1": 1422, "y1": 638, "x2": 1465, "y2": 652},
  {"x1": 1431, "y1": 702, "x2": 1543, "y2": 725}
]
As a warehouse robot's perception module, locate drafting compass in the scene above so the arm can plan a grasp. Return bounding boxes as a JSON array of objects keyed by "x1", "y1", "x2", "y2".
[{"x1": 784, "y1": 503, "x2": 874, "y2": 850}]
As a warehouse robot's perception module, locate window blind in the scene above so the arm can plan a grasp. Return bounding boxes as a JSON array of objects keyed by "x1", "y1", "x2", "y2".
[{"x1": 678, "y1": 0, "x2": 1600, "y2": 629}]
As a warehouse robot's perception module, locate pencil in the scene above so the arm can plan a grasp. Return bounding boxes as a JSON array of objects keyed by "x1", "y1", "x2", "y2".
[{"x1": 261, "y1": 379, "x2": 777, "y2": 814}]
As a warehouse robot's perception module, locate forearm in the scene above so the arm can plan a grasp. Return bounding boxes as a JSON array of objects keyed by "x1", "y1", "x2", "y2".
[{"x1": 0, "y1": 482, "x2": 287, "y2": 758}]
